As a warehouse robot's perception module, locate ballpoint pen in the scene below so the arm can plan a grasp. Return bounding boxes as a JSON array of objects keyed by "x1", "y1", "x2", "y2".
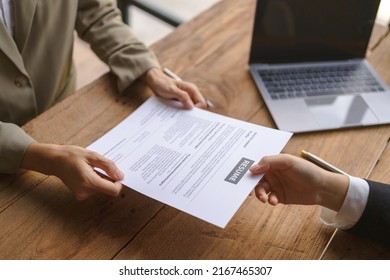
[
  {"x1": 301, "y1": 150, "x2": 348, "y2": 175},
  {"x1": 162, "y1": 67, "x2": 214, "y2": 109}
]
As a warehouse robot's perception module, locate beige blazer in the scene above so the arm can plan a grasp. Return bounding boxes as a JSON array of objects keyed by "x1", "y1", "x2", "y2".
[{"x1": 0, "y1": 0, "x2": 159, "y2": 173}]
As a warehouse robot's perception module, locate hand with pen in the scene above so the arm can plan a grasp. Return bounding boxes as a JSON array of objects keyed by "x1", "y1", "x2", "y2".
[
  {"x1": 144, "y1": 67, "x2": 209, "y2": 109},
  {"x1": 249, "y1": 154, "x2": 349, "y2": 212}
]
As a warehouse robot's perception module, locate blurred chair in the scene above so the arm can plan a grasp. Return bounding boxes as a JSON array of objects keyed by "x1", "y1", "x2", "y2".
[{"x1": 117, "y1": 0, "x2": 183, "y2": 27}]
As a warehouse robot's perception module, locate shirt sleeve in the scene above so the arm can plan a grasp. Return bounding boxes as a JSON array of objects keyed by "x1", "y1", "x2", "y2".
[
  {"x1": 75, "y1": 0, "x2": 160, "y2": 93},
  {"x1": 320, "y1": 175, "x2": 369, "y2": 229},
  {"x1": 0, "y1": 121, "x2": 36, "y2": 174}
]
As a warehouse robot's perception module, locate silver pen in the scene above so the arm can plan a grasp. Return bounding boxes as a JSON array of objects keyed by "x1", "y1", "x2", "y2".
[
  {"x1": 162, "y1": 67, "x2": 182, "y2": 82},
  {"x1": 162, "y1": 67, "x2": 214, "y2": 109},
  {"x1": 301, "y1": 150, "x2": 348, "y2": 175}
]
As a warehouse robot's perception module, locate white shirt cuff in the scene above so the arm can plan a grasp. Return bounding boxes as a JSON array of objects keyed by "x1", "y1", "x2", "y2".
[{"x1": 320, "y1": 175, "x2": 369, "y2": 229}]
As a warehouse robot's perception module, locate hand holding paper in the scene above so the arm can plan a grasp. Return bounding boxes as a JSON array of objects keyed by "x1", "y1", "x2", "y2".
[{"x1": 88, "y1": 96, "x2": 292, "y2": 227}]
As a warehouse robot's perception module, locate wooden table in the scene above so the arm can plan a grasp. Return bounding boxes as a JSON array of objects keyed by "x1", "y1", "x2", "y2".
[{"x1": 1, "y1": 0, "x2": 389, "y2": 260}]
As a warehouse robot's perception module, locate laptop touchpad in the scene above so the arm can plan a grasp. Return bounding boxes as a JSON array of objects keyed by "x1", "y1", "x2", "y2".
[{"x1": 305, "y1": 95, "x2": 379, "y2": 127}]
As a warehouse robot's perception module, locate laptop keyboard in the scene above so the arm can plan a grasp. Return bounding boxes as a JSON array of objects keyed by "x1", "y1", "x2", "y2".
[{"x1": 257, "y1": 63, "x2": 386, "y2": 100}]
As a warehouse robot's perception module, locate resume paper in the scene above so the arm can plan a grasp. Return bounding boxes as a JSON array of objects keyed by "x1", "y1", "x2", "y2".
[{"x1": 88, "y1": 96, "x2": 292, "y2": 228}]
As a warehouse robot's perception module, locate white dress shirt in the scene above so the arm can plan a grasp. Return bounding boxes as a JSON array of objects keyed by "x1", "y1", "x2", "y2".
[
  {"x1": 320, "y1": 175, "x2": 369, "y2": 229},
  {"x1": 0, "y1": 0, "x2": 14, "y2": 37}
]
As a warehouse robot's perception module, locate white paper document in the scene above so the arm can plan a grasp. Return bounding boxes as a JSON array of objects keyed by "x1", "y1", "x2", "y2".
[{"x1": 88, "y1": 96, "x2": 292, "y2": 228}]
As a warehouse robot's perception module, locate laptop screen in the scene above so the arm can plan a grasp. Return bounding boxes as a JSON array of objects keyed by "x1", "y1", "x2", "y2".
[{"x1": 249, "y1": 0, "x2": 381, "y2": 64}]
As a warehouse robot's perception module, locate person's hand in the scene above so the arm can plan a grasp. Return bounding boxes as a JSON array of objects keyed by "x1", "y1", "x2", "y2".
[
  {"x1": 249, "y1": 154, "x2": 349, "y2": 211},
  {"x1": 144, "y1": 67, "x2": 207, "y2": 109},
  {"x1": 21, "y1": 143, "x2": 124, "y2": 200}
]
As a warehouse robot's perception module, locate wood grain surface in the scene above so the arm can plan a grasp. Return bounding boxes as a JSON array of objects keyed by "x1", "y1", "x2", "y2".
[{"x1": 0, "y1": 0, "x2": 389, "y2": 259}]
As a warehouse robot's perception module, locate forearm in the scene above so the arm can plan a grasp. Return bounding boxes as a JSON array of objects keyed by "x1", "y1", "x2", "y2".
[
  {"x1": 318, "y1": 171, "x2": 349, "y2": 212},
  {"x1": 20, "y1": 143, "x2": 62, "y2": 176}
]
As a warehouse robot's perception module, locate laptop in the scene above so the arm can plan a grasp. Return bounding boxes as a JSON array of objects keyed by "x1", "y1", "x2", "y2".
[{"x1": 249, "y1": 0, "x2": 390, "y2": 133}]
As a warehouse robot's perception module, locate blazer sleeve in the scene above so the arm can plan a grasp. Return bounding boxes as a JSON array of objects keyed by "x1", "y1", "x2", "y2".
[
  {"x1": 75, "y1": 0, "x2": 160, "y2": 92},
  {"x1": 0, "y1": 122, "x2": 36, "y2": 174},
  {"x1": 346, "y1": 179, "x2": 390, "y2": 245}
]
